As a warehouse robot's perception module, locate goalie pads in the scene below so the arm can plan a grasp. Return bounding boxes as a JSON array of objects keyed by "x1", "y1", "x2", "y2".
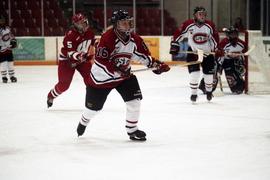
[{"x1": 223, "y1": 58, "x2": 245, "y2": 94}]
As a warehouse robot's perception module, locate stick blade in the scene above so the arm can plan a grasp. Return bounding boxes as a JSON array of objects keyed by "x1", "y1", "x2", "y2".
[
  {"x1": 197, "y1": 49, "x2": 204, "y2": 62},
  {"x1": 244, "y1": 45, "x2": 256, "y2": 56}
]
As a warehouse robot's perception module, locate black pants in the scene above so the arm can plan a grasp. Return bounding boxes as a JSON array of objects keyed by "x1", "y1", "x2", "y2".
[
  {"x1": 186, "y1": 48, "x2": 215, "y2": 74},
  {"x1": 85, "y1": 75, "x2": 143, "y2": 110}
]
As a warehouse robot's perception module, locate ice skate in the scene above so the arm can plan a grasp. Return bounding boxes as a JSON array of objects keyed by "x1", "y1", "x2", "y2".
[
  {"x1": 128, "y1": 129, "x2": 146, "y2": 141},
  {"x1": 10, "y1": 76, "x2": 17, "y2": 83},
  {"x1": 2, "y1": 77, "x2": 8, "y2": 83},
  {"x1": 190, "y1": 94, "x2": 198, "y2": 103},
  {"x1": 206, "y1": 92, "x2": 213, "y2": 101},
  {"x1": 77, "y1": 122, "x2": 86, "y2": 137},
  {"x1": 47, "y1": 98, "x2": 53, "y2": 108}
]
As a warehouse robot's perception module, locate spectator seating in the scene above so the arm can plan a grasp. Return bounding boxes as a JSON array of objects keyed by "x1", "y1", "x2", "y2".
[{"x1": 2, "y1": 0, "x2": 176, "y2": 36}]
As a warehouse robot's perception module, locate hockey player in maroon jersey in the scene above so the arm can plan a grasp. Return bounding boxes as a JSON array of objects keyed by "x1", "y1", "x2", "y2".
[
  {"x1": 76, "y1": 9, "x2": 170, "y2": 141},
  {"x1": 170, "y1": 6, "x2": 222, "y2": 102},
  {"x1": 47, "y1": 13, "x2": 96, "y2": 108},
  {"x1": 0, "y1": 15, "x2": 17, "y2": 83},
  {"x1": 214, "y1": 26, "x2": 247, "y2": 94}
]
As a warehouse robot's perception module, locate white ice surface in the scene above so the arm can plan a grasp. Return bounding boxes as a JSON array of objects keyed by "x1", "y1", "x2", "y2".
[{"x1": 0, "y1": 65, "x2": 270, "y2": 180}]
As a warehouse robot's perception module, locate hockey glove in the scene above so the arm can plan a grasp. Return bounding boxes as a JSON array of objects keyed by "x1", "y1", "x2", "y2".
[
  {"x1": 169, "y1": 41, "x2": 180, "y2": 55},
  {"x1": 77, "y1": 52, "x2": 88, "y2": 63},
  {"x1": 150, "y1": 59, "x2": 170, "y2": 74},
  {"x1": 10, "y1": 39, "x2": 17, "y2": 48},
  {"x1": 215, "y1": 49, "x2": 225, "y2": 57}
]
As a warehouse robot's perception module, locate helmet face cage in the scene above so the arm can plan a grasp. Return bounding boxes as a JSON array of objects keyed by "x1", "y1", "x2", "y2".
[
  {"x1": 225, "y1": 26, "x2": 239, "y2": 42},
  {"x1": 111, "y1": 10, "x2": 134, "y2": 35},
  {"x1": 72, "y1": 13, "x2": 89, "y2": 33}
]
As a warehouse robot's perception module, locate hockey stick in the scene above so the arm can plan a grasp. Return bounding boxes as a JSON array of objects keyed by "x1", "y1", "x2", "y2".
[
  {"x1": 243, "y1": 44, "x2": 256, "y2": 56},
  {"x1": 204, "y1": 45, "x2": 256, "y2": 57},
  {"x1": 212, "y1": 72, "x2": 225, "y2": 97},
  {"x1": 217, "y1": 73, "x2": 223, "y2": 92},
  {"x1": 175, "y1": 49, "x2": 204, "y2": 66},
  {"x1": 131, "y1": 49, "x2": 204, "y2": 73}
]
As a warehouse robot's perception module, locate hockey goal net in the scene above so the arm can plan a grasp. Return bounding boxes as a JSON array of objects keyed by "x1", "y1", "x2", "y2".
[
  {"x1": 246, "y1": 31, "x2": 270, "y2": 94},
  {"x1": 218, "y1": 30, "x2": 270, "y2": 94}
]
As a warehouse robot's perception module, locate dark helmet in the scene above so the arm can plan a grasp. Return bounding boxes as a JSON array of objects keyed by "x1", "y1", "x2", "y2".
[
  {"x1": 111, "y1": 9, "x2": 134, "y2": 35},
  {"x1": 111, "y1": 9, "x2": 131, "y2": 24},
  {"x1": 72, "y1": 13, "x2": 89, "y2": 33},
  {"x1": 223, "y1": 26, "x2": 239, "y2": 38},
  {"x1": 193, "y1": 6, "x2": 206, "y2": 15},
  {"x1": 224, "y1": 26, "x2": 239, "y2": 44}
]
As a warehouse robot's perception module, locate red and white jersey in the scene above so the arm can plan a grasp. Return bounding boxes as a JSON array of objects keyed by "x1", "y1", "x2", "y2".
[
  {"x1": 0, "y1": 26, "x2": 15, "y2": 55},
  {"x1": 59, "y1": 28, "x2": 95, "y2": 61},
  {"x1": 88, "y1": 28, "x2": 153, "y2": 88},
  {"x1": 219, "y1": 37, "x2": 247, "y2": 60},
  {"x1": 172, "y1": 19, "x2": 219, "y2": 52}
]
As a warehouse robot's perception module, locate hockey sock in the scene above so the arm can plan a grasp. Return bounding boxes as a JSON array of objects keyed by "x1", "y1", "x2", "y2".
[
  {"x1": 0, "y1": 61, "x2": 8, "y2": 79},
  {"x1": 48, "y1": 87, "x2": 61, "y2": 99},
  {"x1": 80, "y1": 108, "x2": 98, "y2": 126},
  {"x1": 125, "y1": 99, "x2": 141, "y2": 134},
  {"x1": 203, "y1": 74, "x2": 213, "y2": 92},
  {"x1": 189, "y1": 71, "x2": 200, "y2": 95},
  {"x1": 7, "y1": 62, "x2": 15, "y2": 78}
]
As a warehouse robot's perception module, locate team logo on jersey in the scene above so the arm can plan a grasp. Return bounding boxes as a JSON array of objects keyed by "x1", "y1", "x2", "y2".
[
  {"x1": 111, "y1": 53, "x2": 131, "y2": 71},
  {"x1": 1, "y1": 34, "x2": 11, "y2": 41},
  {"x1": 193, "y1": 33, "x2": 208, "y2": 44}
]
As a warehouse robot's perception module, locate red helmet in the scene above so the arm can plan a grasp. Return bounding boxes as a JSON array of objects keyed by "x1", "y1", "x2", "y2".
[{"x1": 72, "y1": 13, "x2": 89, "y2": 33}]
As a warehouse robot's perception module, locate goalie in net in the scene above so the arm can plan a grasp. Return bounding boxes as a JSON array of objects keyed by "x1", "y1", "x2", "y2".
[{"x1": 199, "y1": 26, "x2": 248, "y2": 94}]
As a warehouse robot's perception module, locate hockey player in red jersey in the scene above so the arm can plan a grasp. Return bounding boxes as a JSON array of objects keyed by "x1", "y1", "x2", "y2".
[
  {"x1": 170, "y1": 6, "x2": 222, "y2": 102},
  {"x1": 76, "y1": 9, "x2": 170, "y2": 141},
  {"x1": 47, "y1": 13, "x2": 96, "y2": 108},
  {"x1": 0, "y1": 15, "x2": 17, "y2": 83},
  {"x1": 213, "y1": 26, "x2": 247, "y2": 94}
]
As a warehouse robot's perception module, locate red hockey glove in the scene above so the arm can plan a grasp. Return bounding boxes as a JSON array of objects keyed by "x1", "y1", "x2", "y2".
[
  {"x1": 215, "y1": 49, "x2": 225, "y2": 57},
  {"x1": 150, "y1": 59, "x2": 170, "y2": 75},
  {"x1": 77, "y1": 52, "x2": 88, "y2": 63},
  {"x1": 169, "y1": 41, "x2": 180, "y2": 55}
]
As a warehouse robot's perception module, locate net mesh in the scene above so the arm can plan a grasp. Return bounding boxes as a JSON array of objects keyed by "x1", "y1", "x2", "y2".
[{"x1": 247, "y1": 31, "x2": 270, "y2": 94}]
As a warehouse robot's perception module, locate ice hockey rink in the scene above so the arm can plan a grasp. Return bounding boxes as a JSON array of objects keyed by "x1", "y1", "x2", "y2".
[{"x1": 0, "y1": 65, "x2": 270, "y2": 180}]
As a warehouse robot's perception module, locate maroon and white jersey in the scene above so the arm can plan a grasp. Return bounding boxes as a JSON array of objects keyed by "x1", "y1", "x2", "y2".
[
  {"x1": 219, "y1": 38, "x2": 247, "y2": 60},
  {"x1": 59, "y1": 28, "x2": 95, "y2": 62},
  {"x1": 0, "y1": 26, "x2": 15, "y2": 55},
  {"x1": 172, "y1": 19, "x2": 219, "y2": 52},
  {"x1": 89, "y1": 28, "x2": 153, "y2": 88}
]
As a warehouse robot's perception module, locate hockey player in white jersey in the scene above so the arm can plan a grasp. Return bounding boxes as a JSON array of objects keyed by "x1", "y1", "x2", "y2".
[
  {"x1": 170, "y1": 6, "x2": 223, "y2": 102},
  {"x1": 76, "y1": 9, "x2": 170, "y2": 141},
  {"x1": 0, "y1": 15, "x2": 17, "y2": 83}
]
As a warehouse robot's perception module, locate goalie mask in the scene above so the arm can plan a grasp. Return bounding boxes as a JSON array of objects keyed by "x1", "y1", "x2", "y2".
[
  {"x1": 72, "y1": 13, "x2": 89, "y2": 33},
  {"x1": 193, "y1": 6, "x2": 207, "y2": 24},
  {"x1": 224, "y1": 26, "x2": 239, "y2": 45},
  {"x1": 111, "y1": 10, "x2": 134, "y2": 36}
]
